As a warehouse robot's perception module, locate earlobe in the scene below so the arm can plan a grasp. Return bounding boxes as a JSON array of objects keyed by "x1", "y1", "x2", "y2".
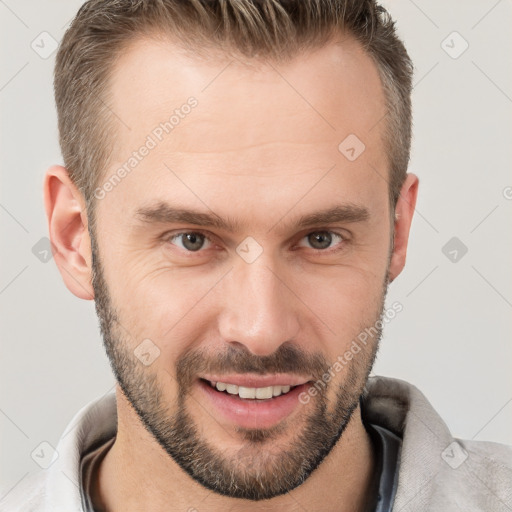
[
  {"x1": 387, "y1": 173, "x2": 419, "y2": 283},
  {"x1": 44, "y1": 165, "x2": 94, "y2": 300}
]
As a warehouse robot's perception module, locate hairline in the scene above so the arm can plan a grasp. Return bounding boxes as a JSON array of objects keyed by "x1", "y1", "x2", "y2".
[{"x1": 85, "y1": 29, "x2": 399, "y2": 234}]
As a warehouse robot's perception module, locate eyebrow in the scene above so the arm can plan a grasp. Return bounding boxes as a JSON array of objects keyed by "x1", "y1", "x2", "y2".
[{"x1": 134, "y1": 202, "x2": 370, "y2": 233}]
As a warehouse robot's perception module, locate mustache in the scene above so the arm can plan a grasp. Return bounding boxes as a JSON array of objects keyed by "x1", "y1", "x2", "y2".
[{"x1": 176, "y1": 342, "x2": 330, "y2": 389}]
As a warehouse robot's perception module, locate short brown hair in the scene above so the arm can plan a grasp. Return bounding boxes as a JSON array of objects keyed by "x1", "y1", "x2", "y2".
[{"x1": 54, "y1": 0, "x2": 413, "y2": 226}]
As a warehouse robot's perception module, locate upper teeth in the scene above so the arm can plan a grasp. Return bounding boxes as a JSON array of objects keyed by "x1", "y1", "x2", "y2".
[{"x1": 211, "y1": 381, "x2": 292, "y2": 399}]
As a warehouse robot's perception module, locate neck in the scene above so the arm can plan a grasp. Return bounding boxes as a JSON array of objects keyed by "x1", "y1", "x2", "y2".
[{"x1": 92, "y1": 387, "x2": 376, "y2": 512}]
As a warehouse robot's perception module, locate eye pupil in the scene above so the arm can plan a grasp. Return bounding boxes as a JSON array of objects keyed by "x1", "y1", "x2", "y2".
[
  {"x1": 308, "y1": 231, "x2": 332, "y2": 250},
  {"x1": 182, "y1": 233, "x2": 204, "y2": 251},
  {"x1": 174, "y1": 231, "x2": 340, "y2": 253}
]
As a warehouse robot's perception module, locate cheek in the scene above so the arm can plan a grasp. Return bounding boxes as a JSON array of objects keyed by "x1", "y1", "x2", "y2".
[
  {"x1": 293, "y1": 266, "x2": 386, "y2": 350},
  {"x1": 112, "y1": 265, "x2": 226, "y2": 355},
  {"x1": 300, "y1": 261, "x2": 385, "y2": 309}
]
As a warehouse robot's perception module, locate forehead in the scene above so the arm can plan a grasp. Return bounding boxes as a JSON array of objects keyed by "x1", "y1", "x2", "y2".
[
  {"x1": 107, "y1": 33, "x2": 386, "y2": 149},
  {"x1": 99, "y1": 34, "x2": 389, "y2": 224}
]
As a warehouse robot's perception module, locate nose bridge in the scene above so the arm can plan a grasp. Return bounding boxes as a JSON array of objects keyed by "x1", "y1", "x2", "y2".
[{"x1": 218, "y1": 256, "x2": 300, "y2": 356}]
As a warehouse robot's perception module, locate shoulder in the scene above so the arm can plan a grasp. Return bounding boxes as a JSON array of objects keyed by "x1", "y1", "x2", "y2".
[
  {"x1": 362, "y1": 375, "x2": 512, "y2": 511},
  {"x1": 0, "y1": 390, "x2": 117, "y2": 512},
  {"x1": 0, "y1": 471, "x2": 49, "y2": 512},
  {"x1": 419, "y1": 438, "x2": 512, "y2": 511}
]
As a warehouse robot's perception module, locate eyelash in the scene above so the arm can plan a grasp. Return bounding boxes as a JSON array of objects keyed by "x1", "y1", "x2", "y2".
[{"x1": 164, "y1": 229, "x2": 347, "y2": 255}]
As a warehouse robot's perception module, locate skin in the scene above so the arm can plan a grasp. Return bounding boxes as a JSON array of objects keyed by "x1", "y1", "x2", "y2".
[{"x1": 45, "y1": 32, "x2": 418, "y2": 512}]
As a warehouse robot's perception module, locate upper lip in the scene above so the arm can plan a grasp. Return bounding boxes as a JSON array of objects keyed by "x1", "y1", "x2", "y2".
[{"x1": 200, "y1": 374, "x2": 312, "y2": 388}]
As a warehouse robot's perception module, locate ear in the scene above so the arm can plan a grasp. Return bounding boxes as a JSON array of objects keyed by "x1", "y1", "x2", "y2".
[
  {"x1": 44, "y1": 165, "x2": 94, "y2": 300},
  {"x1": 388, "y1": 173, "x2": 419, "y2": 283}
]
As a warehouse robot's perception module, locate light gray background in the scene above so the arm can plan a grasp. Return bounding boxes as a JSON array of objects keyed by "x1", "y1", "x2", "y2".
[{"x1": 1, "y1": 0, "x2": 511, "y2": 498}]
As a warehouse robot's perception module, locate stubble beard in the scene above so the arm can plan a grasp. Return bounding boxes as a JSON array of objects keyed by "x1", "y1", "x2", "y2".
[{"x1": 90, "y1": 231, "x2": 389, "y2": 501}]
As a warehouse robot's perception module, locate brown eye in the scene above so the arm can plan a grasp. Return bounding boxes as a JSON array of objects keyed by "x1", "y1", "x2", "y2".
[
  {"x1": 299, "y1": 231, "x2": 345, "y2": 251},
  {"x1": 169, "y1": 232, "x2": 211, "y2": 252}
]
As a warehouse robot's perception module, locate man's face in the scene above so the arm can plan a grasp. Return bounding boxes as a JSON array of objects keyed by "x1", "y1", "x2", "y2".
[{"x1": 90, "y1": 35, "x2": 393, "y2": 500}]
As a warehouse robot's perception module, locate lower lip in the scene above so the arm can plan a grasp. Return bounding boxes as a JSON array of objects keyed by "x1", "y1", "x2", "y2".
[{"x1": 197, "y1": 379, "x2": 309, "y2": 429}]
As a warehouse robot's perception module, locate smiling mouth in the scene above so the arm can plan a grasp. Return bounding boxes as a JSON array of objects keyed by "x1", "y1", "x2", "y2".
[
  {"x1": 197, "y1": 377, "x2": 311, "y2": 429},
  {"x1": 200, "y1": 378, "x2": 301, "y2": 400}
]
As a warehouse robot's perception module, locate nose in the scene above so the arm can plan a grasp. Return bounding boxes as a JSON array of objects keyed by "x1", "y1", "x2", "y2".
[{"x1": 217, "y1": 258, "x2": 300, "y2": 357}]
